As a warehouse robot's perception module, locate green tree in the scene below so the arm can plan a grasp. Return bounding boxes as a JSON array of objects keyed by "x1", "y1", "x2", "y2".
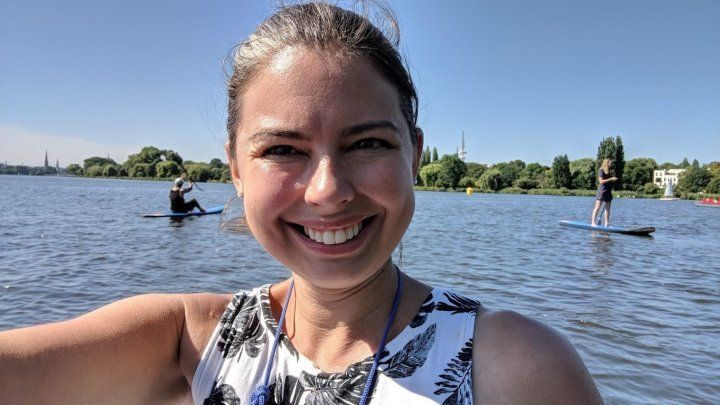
[
  {"x1": 85, "y1": 165, "x2": 103, "y2": 177},
  {"x1": 514, "y1": 178, "x2": 539, "y2": 190},
  {"x1": 435, "y1": 154, "x2": 467, "y2": 188},
  {"x1": 623, "y1": 158, "x2": 658, "y2": 191},
  {"x1": 678, "y1": 165, "x2": 710, "y2": 192},
  {"x1": 419, "y1": 162, "x2": 442, "y2": 187},
  {"x1": 520, "y1": 162, "x2": 545, "y2": 181},
  {"x1": 706, "y1": 177, "x2": 720, "y2": 194},
  {"x1": 569, "y1": 158, "x2": 596, "y2": 190},
  {"x1": 552, "y1": 155, "x2": 572, "y2": 189},
  {"x1": 122, "y1": 146, "x2": 162, "y2": 174},
  {"x1": 156, "y1": 161, "x2": 181, "y2": 178},
  {"x1": 476, "y1": 168, "x2": 503, "y2": 191},
  {"x1": 419, "y1": 147, "x2": 431, "y2": 167},
  {"x1": 465, "y1": 162, "x2": 487, "y2": 180},
  {"x1": 130, "y1": 163, "x2": 149, "y2": 178},
  {"x1": 432, "y1": 147, "x2": 439, "y2": 162},
  {"x1": 614, "y1": 136, "x2": 625, "y2": 189},
  {"x1": 680, "y1": 158, "x2": 690, "y2": 168},
  {"x1": 492, "y1": 160, "x2": 526, "y2": 189},
  {"x1": 102, "y1": 164, "x2": 119, "y2": 177},
  {"x1": 186, "y1": 163, "x2": 212, "y2": 183},
  {"x1": 66, "y1": 164, "x2": 82, "y2": 176},
  {"x1": 659, "y1": 162, "x2": 678, "y2": 170},
  {"x1": 596, "y1": 136, "x2": 625, "y2": 189},
  {"x1": 83, "y1": 157, "x2": 116, "y2": 170},
  {"x1": 643, "y1": 182, "x2": 661, "y2": 195},
  {"x1": 209, "y1": 158, "x2": 224, "y2": 168},
  {"x1": 458, "y1": 176, "x2": 475, "y2": 188}
]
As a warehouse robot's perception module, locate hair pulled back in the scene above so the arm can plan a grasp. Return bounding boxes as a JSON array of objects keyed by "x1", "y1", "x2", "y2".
[{"x1": 226, "y1": 1, "x2": 419, "y2": 155}]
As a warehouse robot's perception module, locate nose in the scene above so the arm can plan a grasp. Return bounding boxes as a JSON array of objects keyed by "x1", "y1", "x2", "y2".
[{"x1": 304, "y1": 156, "x2": 354, "y2": 209}]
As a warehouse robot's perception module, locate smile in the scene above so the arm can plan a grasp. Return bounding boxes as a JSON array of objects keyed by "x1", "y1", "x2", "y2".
[{"x1": 293, "y1": 217, "x2": 373, "y2": 245}]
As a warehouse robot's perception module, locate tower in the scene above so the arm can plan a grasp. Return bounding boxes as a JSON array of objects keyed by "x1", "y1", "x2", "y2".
[
  {"x1": 457, "y1": 131, "x2": 467, "y2": 162},
  {"x1": 44, "y1": 150, "x2": 49, "y2": 170}
]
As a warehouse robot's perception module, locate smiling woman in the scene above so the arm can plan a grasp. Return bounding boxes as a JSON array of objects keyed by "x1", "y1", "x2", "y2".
[{"x1": 0, "y1": 2, "x2": 601, "y2": 405}]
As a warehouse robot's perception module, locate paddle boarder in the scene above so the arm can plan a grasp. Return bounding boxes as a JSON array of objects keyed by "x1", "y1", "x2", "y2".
[
  {"x1": 591, "y1": 158, "x2": 617, "y2": 227},
  {"x1": 0, "y1": 3, "x2": 602, "y2": 404},
  {"x1": 170, "y1": 173, "x2": 205, "y2": 213}
]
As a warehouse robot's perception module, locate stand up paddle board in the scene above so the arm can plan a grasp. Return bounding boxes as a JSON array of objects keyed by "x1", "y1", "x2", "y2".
[
  {"x1": 559, "y1": 220, "x2": 655, "y2": 236},
  {"x1": 142, "y1": 205, "x2": 224, "y2": 218}
]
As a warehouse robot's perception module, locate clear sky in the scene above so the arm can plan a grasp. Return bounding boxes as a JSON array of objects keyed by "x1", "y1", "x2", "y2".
[{"x1": 1, "y1": 0, "x2": 718, "y2": 167}]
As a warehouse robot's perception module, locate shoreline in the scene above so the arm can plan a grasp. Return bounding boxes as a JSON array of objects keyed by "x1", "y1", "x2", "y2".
[{"x1": 3, "y1": 174, "x2": 715, "y2": 201}]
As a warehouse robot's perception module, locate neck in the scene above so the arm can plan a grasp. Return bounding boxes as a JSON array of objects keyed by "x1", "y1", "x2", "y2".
[
  {"x1": 291, "y1": 260, "x2": 397, "y2": 330},
  {"x1": 273, "y1": 260, "x2": 400, "y2": 371}
]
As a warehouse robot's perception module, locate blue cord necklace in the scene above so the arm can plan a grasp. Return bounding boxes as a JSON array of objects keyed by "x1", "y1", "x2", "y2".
[{"x1": 249, "y1": 266, "x2": 404, "y2": 405}]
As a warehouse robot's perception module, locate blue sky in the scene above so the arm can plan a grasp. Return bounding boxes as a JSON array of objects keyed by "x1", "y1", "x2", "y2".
[{"x1": 1, "y1": 0, "x2": 718, "y2": 167}]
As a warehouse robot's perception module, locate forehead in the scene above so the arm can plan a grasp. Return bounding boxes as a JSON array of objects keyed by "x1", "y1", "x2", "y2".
[{"x1": 237, "y1": 47, "x2": 404, "y2": 139}]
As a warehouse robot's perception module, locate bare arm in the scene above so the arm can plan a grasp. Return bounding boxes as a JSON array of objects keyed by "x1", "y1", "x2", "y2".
[
  {"x1": 0, "y1": 294, "x2": 190, "y2": 404},
  {"x1": 472, "y1": 309, "x2": 603, "y2": 404}
]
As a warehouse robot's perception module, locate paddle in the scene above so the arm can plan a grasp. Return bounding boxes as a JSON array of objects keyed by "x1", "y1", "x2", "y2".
[{"x1": 177, "y1": 160, "x2": 203, "y2": 192}]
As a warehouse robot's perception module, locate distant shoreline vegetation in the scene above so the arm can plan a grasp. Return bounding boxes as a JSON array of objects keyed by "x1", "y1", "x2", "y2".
[{"x1": 2, "y1": 139, "x2": 719, "y2": 199}]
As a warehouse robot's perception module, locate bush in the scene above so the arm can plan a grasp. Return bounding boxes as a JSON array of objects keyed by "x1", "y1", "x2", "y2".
[
  {"x1": 514, "y1": 178, "x2": 539, "y2": 190},
  {"x1": 66, "y1": 164, "x2": 82, "y2": 176},
  {"x1": 458, "y1": 176, "x2": 475, "y2": 188},
  {"x1": 85, "y1": 165, "x2": 103, "y2": 177},
  {"x1": 706, "y1": 177, "x2": 720, "y2": 194},
  {"x1": 102, "y1": 164, "x2": 119, "y2": 177},
  {"x1": 130, "y1": 163, "x2": 149, "y2": 178},
  {"x1": 643, "y1": 182, "x2": 661, "y2": 195},
  {"x1": 476, "y1": 168, "x2": 503, "y2": 191},
  {"x1": 156, "y1": 161, "x2": 181, "y2": 178},
  {"x1": 500, "y1": 187, "x2": 527, "y2": 194},
  {"x1": 186, "y1": 163, "x2": 212, "y2": 183}
]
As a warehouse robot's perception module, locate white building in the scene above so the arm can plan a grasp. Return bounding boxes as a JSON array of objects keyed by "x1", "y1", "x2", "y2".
[
  {"x1": 653, "y1": 169, "x2": 685, "y2": 189},
  {"x1": 457, "y1": 131, "x2": 467, "y2": 162}
]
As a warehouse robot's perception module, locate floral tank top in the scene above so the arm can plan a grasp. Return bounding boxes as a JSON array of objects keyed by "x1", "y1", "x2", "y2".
[{"x1": 192, "y1": 285, "x2": 481, "y2": 404}]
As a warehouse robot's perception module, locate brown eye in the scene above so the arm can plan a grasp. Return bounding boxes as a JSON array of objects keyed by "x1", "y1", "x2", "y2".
[
  {"x1": 263, "y1": 145, "x2": 299, "y2": 157},
  {"x1": 352, "y1": 138, "x2": 389, "y2": 150}
]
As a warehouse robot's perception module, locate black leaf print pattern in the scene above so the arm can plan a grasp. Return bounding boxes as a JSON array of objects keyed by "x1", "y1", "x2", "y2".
[
  {"x1": 409, "y1": 293, "x2": 435, "y2": 328},
  {"x1": 435, "y1": 292, "x2": 481, "y2": 314},
  {"x1": 298, "y1": 360, "x2": 373, "y2": 405},
  {"x1": 259, "y1": 287, "x2": 300, "y2": 360},
  {"x1": 203, "y1": 381, "x2": 241, "y2": 405},
  {"x1": 380, "y1": 323, "x2": 436, "y2": 378},
  {"x1": 217, "y1": 294, "x2": 266, "y2": 358},
  {"x1": 271, "y1": 375, "x2": 305, "y2": 405},
  {"x1": 434, "y1": 339, "x2": 473, "y2": 405}
]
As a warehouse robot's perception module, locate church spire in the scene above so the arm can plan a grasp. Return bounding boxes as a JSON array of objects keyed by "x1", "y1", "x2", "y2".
[{"x1": 44, "y1": 150, "x2": 49, "y2": 169}]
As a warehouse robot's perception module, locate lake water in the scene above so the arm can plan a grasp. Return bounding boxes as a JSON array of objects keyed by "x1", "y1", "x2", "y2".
[{"x1": 1, "y1": 175, "x2": 718, "y2": 403}]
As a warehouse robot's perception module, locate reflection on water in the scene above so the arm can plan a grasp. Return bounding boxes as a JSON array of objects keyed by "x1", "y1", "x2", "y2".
[
  {"x1": 0, "y1": 176, "x2": 718, "y2": 403},
  {"x1": 590, "y1": 234, "x2": 615, "y2": 271}
]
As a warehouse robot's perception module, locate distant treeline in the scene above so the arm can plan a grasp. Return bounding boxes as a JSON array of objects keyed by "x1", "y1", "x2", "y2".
[
  {"x1": 3, "y1": 138, "x2": 718, "y2": 196},
  {"x1": 0, "y1": 146, "x2": 230, "y2": 183},
  {"x1": 417, "y1": 136, "x2": 720, "y2": 196}
]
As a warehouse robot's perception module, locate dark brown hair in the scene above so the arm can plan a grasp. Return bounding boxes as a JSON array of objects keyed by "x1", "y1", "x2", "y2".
[{"x1": 226, "y1": 2, "x2": 419, "y2": 155}]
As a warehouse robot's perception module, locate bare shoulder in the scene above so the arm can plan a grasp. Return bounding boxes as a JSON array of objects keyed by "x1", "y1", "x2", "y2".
[
  {"x1": 177, "y1": 293, "x2": 234, "y2": 383},
  {"x1": 472, "y1": 309, "x2": 603, "y2": 404}
]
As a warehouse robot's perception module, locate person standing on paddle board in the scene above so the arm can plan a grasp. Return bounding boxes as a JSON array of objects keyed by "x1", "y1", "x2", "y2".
[
  {"x1": 591, "y1": 159, "x2": 617, "y2": 227},
  {"x1": 0, "y1": 3, "x2": 602, "y2": 404},
  {"x1": 170, "y1": 173, "x2": 205, "y2": 213}
]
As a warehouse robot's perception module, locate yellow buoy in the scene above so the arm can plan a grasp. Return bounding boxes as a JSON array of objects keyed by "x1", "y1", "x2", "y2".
[{"x1": 466, "y1": 187, "x2": 474, "y2": 195}]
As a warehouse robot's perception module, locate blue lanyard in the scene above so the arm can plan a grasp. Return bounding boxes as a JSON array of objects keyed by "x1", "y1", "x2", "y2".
[{"x1": 250, "y1": 267, "x2": 404, "y2": 405}]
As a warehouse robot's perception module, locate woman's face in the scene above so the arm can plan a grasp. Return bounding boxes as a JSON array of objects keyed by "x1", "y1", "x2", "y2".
[{"x1": 228, "y1": 47, "x2": 422, "y2": 289}]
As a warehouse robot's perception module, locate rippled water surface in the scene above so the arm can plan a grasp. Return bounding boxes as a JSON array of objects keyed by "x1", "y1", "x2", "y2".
[{"x1": 1, "y1": 175, "x2": 718, "y2": 403}]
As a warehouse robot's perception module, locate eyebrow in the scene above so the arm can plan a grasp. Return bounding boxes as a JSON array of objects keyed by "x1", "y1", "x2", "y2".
[{"x1": 248, "y1": 120, "x2": 399, "y2": 142}]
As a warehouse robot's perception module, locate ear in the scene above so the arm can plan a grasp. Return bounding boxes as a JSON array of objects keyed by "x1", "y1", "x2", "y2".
[
  {"x1": 225, "y1": 141, "x2": 243, "y2": 196},
  {"x1": 412, "y1": 127, "x2": 424, "y2": 179}
]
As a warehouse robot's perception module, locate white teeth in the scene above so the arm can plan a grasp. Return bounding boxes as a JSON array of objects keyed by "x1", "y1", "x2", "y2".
[{"x1": 301, "y1": 221, "x2": 365, "y2": 245}]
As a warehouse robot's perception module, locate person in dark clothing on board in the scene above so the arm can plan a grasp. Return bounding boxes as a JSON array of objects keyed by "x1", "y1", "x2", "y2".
[
  {"x1": 169, "y1": 173, "x2": 205, "y2": 213},
  {"x1": 590, "y1": 159, "x2": 617, "y2": 227}
]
